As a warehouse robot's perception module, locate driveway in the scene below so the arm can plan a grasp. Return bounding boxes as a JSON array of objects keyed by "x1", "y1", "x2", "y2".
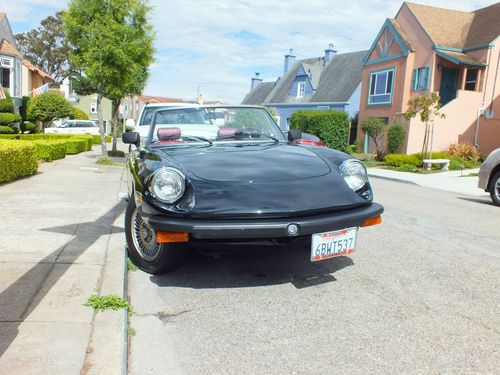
[{"x1": 128, "y1": 178, "x2": 500, "y2": 374}]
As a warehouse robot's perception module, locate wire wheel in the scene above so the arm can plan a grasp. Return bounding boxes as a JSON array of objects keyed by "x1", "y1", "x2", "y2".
[{"x1": 131, "y1": 207, "x2": 161, "y2": 261}]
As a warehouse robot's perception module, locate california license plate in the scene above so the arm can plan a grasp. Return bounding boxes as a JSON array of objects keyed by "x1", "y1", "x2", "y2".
[{"x1": 311, "y1": 227, "x2": 357, "y2": 261}]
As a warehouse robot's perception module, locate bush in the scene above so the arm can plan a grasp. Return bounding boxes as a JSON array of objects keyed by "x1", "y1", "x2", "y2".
[
  {"x1": 24, "y1": 121, "x2": 37, "y2": 133},
  {"x1": 107, "y1": 150, "x2": 125, "y2": 157},
  {"x1": 0, "y1": 134, "x2": 20, "y2": 139},
  {"x1": 63, "y1": 139, "x2": 87, "y2": 154},
  {"x1": 387, "y1": 123, "x2": 406, "y2": 154},
  {"x1": 0, "y1": 140, "x2": 38, "y2": 183},
  {"x1": 10, "y1": 126, "x2": 19, "y2": 134},
  {"x1": 92, "y1": 134, "x2": 111, "y2": 144},
  {"x1": 27, "y1": 92, "x2": 75, "y2": 128},
  {"x1": 31, "y1": 140, "x2": 67, "y2": 161},
  {"x1": 19, "y1": 97, "x2": 31, "y2": 131},
  {"x1": 384, "y1": 153, "x2": 422, "y2": 167},
  {"x1": 0, "y1": 126, "x2": 15, "y2": 134},
  {"x1": 290, "y1": 110, "x2": 350, "y2": 152},
  {"x1": 443, "y1": 143, "x2": 480, "y2": 162},
  {"x1": 415, "y1": 151, "x2": 449, "y2": 160},
  {"x1": 361, "y1": 118, "x2": 387, "y2": 160},
  {"x1": 0, "y1": 113, "x2": 22, "y2": 125},
  {"x1": 0, "y1": 89, "x2": 14, "y2": 113},
  {"x1": 72, "y1": 107, "x2": 90, "y2": 120}
]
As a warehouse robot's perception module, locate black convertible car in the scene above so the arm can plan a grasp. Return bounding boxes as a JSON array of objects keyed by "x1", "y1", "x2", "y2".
[{"x1": 123, "y1": 105, "x2": 383, "y2": 274}]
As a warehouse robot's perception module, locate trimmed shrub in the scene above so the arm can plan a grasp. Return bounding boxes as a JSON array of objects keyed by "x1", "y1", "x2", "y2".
[
  {"x1": 74, "y1": 136, "x2": 93, "y2": 151},
  {"x1": 0, "y1": 134, "x2": 20, "y2": 139},
  {"x1": 387, "y1": 123, "x2": 406, "y2": 154},
  {"x1": 0, "y1": 89, "x2": 14, "y2": 113},
  {"x1": 63, "y1": 139, "x2": 87, "y2": 154},
  {"x1": 92, "y1": 135, "x2": 112, "y2": 144},
  {"x1": 10, "y1": 126, "x2": 19, "y2": 134},
  {"x1": 384, "y1": 154, "x2": 422, "y2": 167},
  {"x1": 0, "y1": 113, "x2": 22, "y2": 125},
  {"x1": 396, "y1": 163, "x2": 418, "y2": 172},
  {"x1": 0, "y1": 126, "x2": 15, "y2": 134},
  {"x1": 415, "y1": 151, "x2": 449, "y2": 160},
  {"x1": 24, "y1": 121, "x2": 37, "y2": 133},
  {"x1": 31, "y1": 140, "x2": 67, "y2": 161},
  {"x1": 0, "y1": 140, "x2": 38, "y2": 183},
  {"x1": 290, "y1": 110, "x2": 350, "y2": 151}
]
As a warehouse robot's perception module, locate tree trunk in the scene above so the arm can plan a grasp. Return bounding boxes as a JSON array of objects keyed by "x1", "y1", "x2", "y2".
[
  {"x1": 421, "y1": 122, "x2": 429, "y2": 159},
  {"x1": 96, "y1": 92, "x2": 107, "y2": 156},
  {"x1": 111, "y1": 98, "x2": 121, "y2": 152}
]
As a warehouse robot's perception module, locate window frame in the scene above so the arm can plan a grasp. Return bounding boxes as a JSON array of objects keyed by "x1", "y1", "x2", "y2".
[
  {"x1": 367, "y1": 68, "x2": 395, "y2": 106},
  {"x1": 90, "y1": 102, "x2": 97, "y2": 114},
  {"x1": 412, "y1": 66, "x2": 430, "y2": 91},
  {"x1": 297, "y1": 81, "x2": 305, "y2": 98},
  {"x1": 464, "y1": 68, "x2": 478, "y2": 91}
]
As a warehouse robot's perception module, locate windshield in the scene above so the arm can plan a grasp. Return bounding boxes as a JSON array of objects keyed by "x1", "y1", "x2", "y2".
[
  {"x1": 148, "y1": 106, "x2": 285, "y2": 146},
  {"x1": 140, "y1": 107, "x2": 159, "y2": 126}
]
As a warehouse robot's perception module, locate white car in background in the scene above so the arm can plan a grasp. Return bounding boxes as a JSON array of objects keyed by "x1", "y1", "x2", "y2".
[
  {"x1": 45, "y1": 120, "x2": 100, "y2": 135},
  {"x1": 126, "y1": 102, "x2": 198, "y2": 139}
]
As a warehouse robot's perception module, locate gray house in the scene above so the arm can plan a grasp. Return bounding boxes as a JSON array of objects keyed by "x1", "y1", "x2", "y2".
[
  {"x1": 242, "y1": 47, "x2": 366, "y2": 130},
  {"x1": 0, "y1": 12, "x2": 22, "y2": 110}
]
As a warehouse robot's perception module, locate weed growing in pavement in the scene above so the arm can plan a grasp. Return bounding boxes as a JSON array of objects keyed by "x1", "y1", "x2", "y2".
[
  {"x1": 127, "y1": 259, "x2": 138, "y2": 271},
  {"x1": 96, "y1": 155, "x2": 125, "y2": 167},
  {"x1": 85, "y1": 295, "x2": 133, "y2": 316}
]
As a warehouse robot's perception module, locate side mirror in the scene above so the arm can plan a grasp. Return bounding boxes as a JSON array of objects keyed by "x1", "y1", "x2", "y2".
[
  {"x1": 125, "y1": 118, "x2": 136, "y2": 129},
  {"x1": 288, "y1": 128, "x2": 302, "y2": 141},
  {"x1": 122, "y1": 131, "x2": 140, "y2": 147}
]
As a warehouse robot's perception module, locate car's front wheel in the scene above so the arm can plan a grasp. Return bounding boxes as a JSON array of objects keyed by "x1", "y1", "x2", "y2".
[
  {"x1": 125, "y1": 197, "x2": 187, "y2": 274},
  {"x1": 490, "y1": 171, "x2": 500, "y2": 206}
]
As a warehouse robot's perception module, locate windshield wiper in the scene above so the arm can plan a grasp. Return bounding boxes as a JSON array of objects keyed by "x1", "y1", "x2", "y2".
[
  {"x1": 180, "y1": 135, "x2": 213, "y2": 145},
  {"x1": 234, "y1": 130, "x2": 280, "y2": 144}
]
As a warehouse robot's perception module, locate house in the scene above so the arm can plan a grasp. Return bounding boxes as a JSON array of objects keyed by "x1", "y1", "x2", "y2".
[
  {"x1": 358, "y1": 2, "x2": 500, "y2": 155},
  {"x1": 0, "y1": 12, "x2": 22, "y2": 109},
  {"x1": 241, "y1": 46, "x2": 366, "y2": 130},
  {"x1": 22, "y1": 59, "x2": 53, "y2": 96}
]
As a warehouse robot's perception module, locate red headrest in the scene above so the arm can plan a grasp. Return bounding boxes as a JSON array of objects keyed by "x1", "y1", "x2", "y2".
[
  {"x1": 157, "y1": 127, "x2": 181, "y2": 140},
  {"x1": 217, "y1": 127, "x2": 238, "y2": 138}
]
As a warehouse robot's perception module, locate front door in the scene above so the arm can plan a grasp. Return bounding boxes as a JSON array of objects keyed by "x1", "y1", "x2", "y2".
[{"x1": 439, "y1": 68, "x2": 458, "y2": 106}]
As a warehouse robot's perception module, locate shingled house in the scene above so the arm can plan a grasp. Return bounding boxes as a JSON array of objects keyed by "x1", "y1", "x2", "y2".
[
  {"x1": 0, "y1": 12, "x2": 22, "y2": 109},
  {"x1": 358, "y1": 2, "x2": 500, "y2": 155},
  {"x1": 242, "y1": 47, "x2": 366, "y2": 130}
]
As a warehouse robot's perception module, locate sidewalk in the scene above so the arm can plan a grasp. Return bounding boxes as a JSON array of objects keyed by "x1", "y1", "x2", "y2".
[
  {"x1": 368, "y1": 167, "x2": 489, "y2": 197},
  {"x1": 0, "y1": 146, "x2": 127, "y2": 374}
]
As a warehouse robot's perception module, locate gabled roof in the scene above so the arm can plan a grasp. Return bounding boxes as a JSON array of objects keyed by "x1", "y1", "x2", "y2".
[
  {"x1": 0, "y1": 39, "x2": 20, "y2": 58},
  {"x1": 435, "y1": 50, "x2": 486, "y2": 67},
  {"x1": 241, "y1": 81, "x2": 276, "y2": 105},
  {"x1": 388, "y1": 19, "x2": 415, "y2": 51},
  {"x1": 404, "y1": 2, "x2": 500, "y2": 50},
  {"x1": 243, "y1": 51, "x2": 366, "y2": 105},
  {"x1": 0, "y1": 12, "x2": 17, "y2": 48},
  {"x1": 22, "y1": 60, "x2": 53, "y2": 80}
]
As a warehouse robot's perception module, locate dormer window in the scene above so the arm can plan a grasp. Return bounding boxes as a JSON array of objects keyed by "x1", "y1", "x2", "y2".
[{"x1": 297, "y1": 82, "x2": 305, "y2": 98}]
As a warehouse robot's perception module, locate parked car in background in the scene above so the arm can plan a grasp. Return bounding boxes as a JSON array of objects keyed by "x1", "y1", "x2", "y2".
[
  {"x1": 45, "y1": 120, "x2": 100, "y2": 135},
  {"x1": 122, "y1": 105, "x2": 383, "y2": 274},
  {"x1": 478, "y1": 148, "x2": 500, "y2": 206}
]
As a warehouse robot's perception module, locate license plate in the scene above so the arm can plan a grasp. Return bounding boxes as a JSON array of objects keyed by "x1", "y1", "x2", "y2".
[{"x1": 311, "y1": 227, "x2": 357, "y2": 261}]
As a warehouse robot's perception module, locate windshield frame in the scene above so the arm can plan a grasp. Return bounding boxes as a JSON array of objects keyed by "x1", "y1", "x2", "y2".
[{"x1": 145, "y1": 105, "x2": 285, "y2": 147}]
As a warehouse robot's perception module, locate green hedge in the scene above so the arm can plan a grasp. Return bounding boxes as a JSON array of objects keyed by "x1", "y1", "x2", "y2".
[
  {"x1": 0, "y1": 126, "x2": 15, "y2": 134},
  {"x1": 0, "y1": 134, "x2": 20, "y2": 139},
  {"x1": 0, "y1": 140, "x2": 38, "y2": 183},
  {"x1": 290, "y1": 110, "x2": 350, "y2": 152},
  {"x1": 384, "y1": 154, "x2": 422, "y2": 167},
  {"x1": 63, "y1": 139, "x2": 88, "y2": 154},
  {"x1": 31, "y1": 140, "x2": 67, "y2": 161}
]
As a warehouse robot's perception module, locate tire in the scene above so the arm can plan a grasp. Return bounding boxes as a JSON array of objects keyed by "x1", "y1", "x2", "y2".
[
  {"x1": 490, "y1": 172, "x2": 500, "y2": 207},
  {"x1": 125, "y1": 197, "x2": 187, "y2": 274}
]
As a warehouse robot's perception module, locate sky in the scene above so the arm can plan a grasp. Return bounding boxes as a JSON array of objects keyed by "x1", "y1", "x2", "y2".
[{"x1": 3, "y1": 0, "x2": 495, "y2": 103}]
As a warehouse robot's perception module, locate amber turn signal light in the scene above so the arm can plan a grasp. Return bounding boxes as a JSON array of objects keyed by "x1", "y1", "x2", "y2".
[
  {"x1": 156, "y1": 231, "x2": 189, "y2": 243},
  {"x1": 361, "y1": 216, "x2": 382, "y2": 227}
]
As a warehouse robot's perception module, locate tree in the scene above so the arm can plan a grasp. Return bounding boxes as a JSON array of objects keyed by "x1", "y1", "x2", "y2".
[
  {"x1": 362, "y1": 117, "x2": 387, "y2": 161},
  {"x1": 404, "y1": 92, "x2": 445, "y2": 159},
  {"x1": 27, "y1": 92, "x2": 74, "y2": 132},
  {"x1": 64, "y1": 0, "x2": 155, "y2": 156},
  {"x1": 15, "y1": 11, "x2": 70, "y2": 83},
  {"x1": 387, "y1": 123, "x2": 406, "y2": 154},
  {"x1": 72, "y1": 107, "x2": 90, "y2": 120}
]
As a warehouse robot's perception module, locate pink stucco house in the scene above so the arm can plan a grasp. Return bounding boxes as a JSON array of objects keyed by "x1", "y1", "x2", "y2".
[{"x1": 358, "y1": 2, "x2": 500, "y2": 156}]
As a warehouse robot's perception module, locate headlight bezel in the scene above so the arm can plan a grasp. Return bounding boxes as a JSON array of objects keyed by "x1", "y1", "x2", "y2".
[
  {"x1": 149, "y1": 167, "x2": 186, "y2": 204},
  {"x1": 339, "y1": 159, "x2": 368, "y2": 191}
]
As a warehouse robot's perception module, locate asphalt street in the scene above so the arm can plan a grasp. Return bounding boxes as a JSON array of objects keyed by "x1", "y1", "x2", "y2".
[{"x1": 128, "y1": 178, "x2": 500, "y2": 375}]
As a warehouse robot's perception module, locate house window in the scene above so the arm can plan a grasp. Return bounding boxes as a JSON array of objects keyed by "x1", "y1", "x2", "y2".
[
  {"x1": 317, "y1": 105, "x2": 329, "y2": 110},
  {"x1": 1, "y1": 68, "x2": 10, "y2": 89},
  {"x1": 412, "y1": 67, "x2": 430, "y2": 90},
  {"x1": 90, "y1": 103, "x2": 97, "y2": 114},
  {"x1": 368, "y1": 69, "x2": 394, "y2": 105},
  {"x1": 297, "y1": 82, "x2": 305, "y2": 98},
  {"x1": 464, "y1": 69, "x2": 478, "y2": 91}
]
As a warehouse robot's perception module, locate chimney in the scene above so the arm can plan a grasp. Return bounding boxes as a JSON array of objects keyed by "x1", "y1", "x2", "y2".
[
  {"x1": 251, "y1": 72, "x2": 263, "y2": 90},
  {"x1": 283, "y1": 48, "x2": 296, "y2": 74},
  {"x1": 324, "y1": 43, "x2": 337, "y2": 61}
]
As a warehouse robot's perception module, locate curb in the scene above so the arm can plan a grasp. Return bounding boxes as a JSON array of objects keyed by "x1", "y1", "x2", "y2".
[{"x1": 368, "y1": 173, "x2": 419, "y2": 186}]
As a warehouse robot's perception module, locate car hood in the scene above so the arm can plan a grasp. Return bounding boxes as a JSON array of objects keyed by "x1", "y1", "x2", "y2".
[
  {"x1": 158, "y1": 143, "x2": 331, "y2": 182},
  {"x1": 142, "y1": 143, "x2": 369, "y2": 218}
]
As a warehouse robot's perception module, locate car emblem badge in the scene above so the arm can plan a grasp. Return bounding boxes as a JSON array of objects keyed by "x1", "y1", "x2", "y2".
[{"x1": 287, "y1": 224, "x2": 299, "y2": 236}]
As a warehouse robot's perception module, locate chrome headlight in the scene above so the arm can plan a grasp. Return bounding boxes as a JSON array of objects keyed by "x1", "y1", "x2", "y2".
[
  {"x1": 340, "y1": 159, "x2": 368, "y2": 191},
  {"x1": 149, "y1": 167, "x2": 185, "y2": 203}
]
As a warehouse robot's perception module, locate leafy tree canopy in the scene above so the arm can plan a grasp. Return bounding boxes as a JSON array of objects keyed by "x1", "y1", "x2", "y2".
[
  {"x1": 27, "y1": 92, "x2": 74, "y2": 126},
  {"x1": 15, "y1": 11, "x2": 70, "y2": 83}
]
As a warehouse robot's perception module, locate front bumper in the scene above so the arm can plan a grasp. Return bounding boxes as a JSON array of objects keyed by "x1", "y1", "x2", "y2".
[{"x1": 146, "y1": 203, "x2": 384, "y2": 239}]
